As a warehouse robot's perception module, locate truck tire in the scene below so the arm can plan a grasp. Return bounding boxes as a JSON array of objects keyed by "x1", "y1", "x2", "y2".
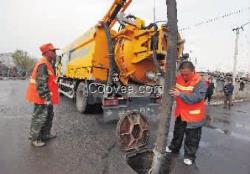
[{"x1": 76, "y1": 81, "x2": 89, "y2": 113}]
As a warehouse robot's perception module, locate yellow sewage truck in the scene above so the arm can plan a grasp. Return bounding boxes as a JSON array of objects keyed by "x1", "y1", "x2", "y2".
[{"x1": 56, "y1": 0, "x2": 184, "y2": 151}]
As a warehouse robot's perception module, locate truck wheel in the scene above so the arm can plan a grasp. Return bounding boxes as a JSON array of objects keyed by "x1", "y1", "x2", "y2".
[{"x1": 76, "y1": 82, "x2": 89, "y2": 113}]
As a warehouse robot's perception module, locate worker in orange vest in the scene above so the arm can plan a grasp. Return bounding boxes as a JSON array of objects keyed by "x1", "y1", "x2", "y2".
[
  {"x1": 26, "y1": 43, "x2": 59, "y2": 147},
  {"x1": 166, "y1": 61, "x2": 207, "y2": 166}
]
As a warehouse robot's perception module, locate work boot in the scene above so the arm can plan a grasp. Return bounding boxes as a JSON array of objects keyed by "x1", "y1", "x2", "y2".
[
  {"x1": 42, "y1": 133, "x2": 57, "y2": 141},
  {"x1": 31, "y1": 140, "x2": 46, "y2": 147}
]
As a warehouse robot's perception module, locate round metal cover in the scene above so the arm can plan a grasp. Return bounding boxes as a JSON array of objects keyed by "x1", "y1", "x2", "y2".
[{"x1": 116, "y1": 112, "x2": 150, "y2": 152}]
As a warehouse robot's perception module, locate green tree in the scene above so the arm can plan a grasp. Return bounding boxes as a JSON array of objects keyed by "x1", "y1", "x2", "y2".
[{"x1": 12, "y1": 50, "x2": 36, "y2": 73}]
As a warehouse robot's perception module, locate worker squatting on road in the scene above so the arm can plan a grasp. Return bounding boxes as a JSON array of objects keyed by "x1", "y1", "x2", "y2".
[
  {"x1": 166, "y1": 61, "x2": 207, "y2": 166},
  {"x1": 26, "y1": 43, "x2": 59, "y2": 147}
]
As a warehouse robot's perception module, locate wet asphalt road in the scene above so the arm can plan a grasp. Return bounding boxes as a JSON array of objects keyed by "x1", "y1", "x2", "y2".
[
  {"x1": 0, "y1": 80, "x2": 250, "y2": 174},
  {"x1": 0, "y1": 80, "x2": 135, "y2": 174}
]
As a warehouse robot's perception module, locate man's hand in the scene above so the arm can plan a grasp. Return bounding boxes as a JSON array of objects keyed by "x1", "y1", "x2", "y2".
[
  {"x1": 45, "y1": 100, "x2": 52, "y2": 106},
  {"x1": 169, "y1": 88, "x2": 181, "y2": 97}
]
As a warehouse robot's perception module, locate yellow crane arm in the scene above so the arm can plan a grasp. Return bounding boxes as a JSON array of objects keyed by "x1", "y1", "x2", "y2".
[{"x1": 102, "y1": 0, "x2": 132, "y2": 28}]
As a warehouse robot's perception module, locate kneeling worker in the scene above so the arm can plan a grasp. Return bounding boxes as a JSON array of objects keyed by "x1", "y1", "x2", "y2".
[{"x1": 166, "y1": 61, "x2": 207, "y2": 166}]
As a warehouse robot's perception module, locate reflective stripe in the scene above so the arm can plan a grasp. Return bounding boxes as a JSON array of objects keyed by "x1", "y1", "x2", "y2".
[
  {"x1": 48, "y1": 70, "x2": 53, "y2": 75},
  {"x1": 176, "y1": 83, "x2": 194, "y2": 91},
  {"x1": 189, "y1": 110, "x2": 201, "y2": 115},
  {"x1": 31, "y1": 78, "x2": 57, "y2": 85},
  {"x1": 30, "y1": 79, "x2": 36, "y2": 84}
]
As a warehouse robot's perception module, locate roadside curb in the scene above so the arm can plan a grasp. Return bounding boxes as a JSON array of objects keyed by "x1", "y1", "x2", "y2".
[
  {"x1": 0, "y1": 77, "x2": 27, "y2": 80},
  {"x1": 209, "y1": 99, "x2": 246, "y2": 106}
]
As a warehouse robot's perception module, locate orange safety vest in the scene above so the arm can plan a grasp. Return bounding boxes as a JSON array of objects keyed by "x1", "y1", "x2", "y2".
[
  {"x1": 175, "y1": 73, "x2": 205, "y2": 123},
  {"x1": 26, "y1": 57, "x2": 59, "y2": 104}
]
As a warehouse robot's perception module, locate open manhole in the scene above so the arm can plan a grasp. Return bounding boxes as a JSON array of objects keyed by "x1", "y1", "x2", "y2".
[
  {"x1": 126, "y1": 149, "x2": 154, "y2": 174},
  {"x1": 126, "y1": 149, "x2": 171, "y2": 174},
  {"x1": 117, "y1": 112, "x2": 171, "y2": 173}
]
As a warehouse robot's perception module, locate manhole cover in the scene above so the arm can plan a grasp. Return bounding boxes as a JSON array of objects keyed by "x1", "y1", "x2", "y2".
[{"x1": 116, "y1": 112, "x2": 149, "y2": 152}]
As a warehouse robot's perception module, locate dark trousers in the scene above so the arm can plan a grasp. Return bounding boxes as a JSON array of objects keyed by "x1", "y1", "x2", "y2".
[
  {"x1": 205, "y1": 93, "x2": 213, "y2": 103},
  {"x1": 224, "y1": 95, "x2": 232, "y2": 109},
  {"x1": 169, "y1": 117, "x2": 202, "y2": 161},
  {"x1": 30, "y1": 104, "x2": 54, "y2": 140}
]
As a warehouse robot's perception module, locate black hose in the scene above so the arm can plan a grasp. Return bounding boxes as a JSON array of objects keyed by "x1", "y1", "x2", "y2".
[
  {"x1": 145, "y1": 23, "x2": 162, "y2": 75},
  {"x1": 142, "y1": 23, "x2": 158, "y2": 30},
  {"x1": 126, "y1": 15, "x2": 136, "y2": 20},
  {"x1": 107, "y1": 0, "x2": 126, "y2": 26},
  {"x1": 152, "y1": 32, "x2": 162, "y2": 75},
  {"x1": 102, "y1": 22, "x2": 117, "y2": 86}
]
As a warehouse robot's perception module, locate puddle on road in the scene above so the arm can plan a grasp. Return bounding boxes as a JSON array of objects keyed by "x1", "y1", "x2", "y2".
[
  {"x1": 230, "y1": 132, "x2": 250, "y2": 142},
  {"x1": 235, "y1": 123, "x2": 250, "y2": 131},
  {"x1": 235, "y1": 110, "x2": 248, "y2": 114},
  {"x1": 205, "y1": 115, "x2": 250, "y2": 142},
  {"x1": 206, "y1": 125, "x2": 250, "y2": 142}
]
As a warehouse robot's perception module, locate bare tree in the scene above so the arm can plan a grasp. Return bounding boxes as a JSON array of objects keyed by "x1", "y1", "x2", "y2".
[{"x1": 150, "y1": 0, "x2": 178, "y2": 173}]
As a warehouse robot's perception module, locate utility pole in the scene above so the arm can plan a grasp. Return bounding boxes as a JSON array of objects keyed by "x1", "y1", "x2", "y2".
[
  {"x1": 232, "y1": 27, "x2": 241, "y2": 93},
  {"x1": 153, "y1": 0, "x2": 156, "y2": 22},
  {"x1": 150, "y1": 0, "x2": 178, "y2": 173},
  {"x1": 232, "y1": 22, "x2": 250, "y2": 98},
  {"x1": 7, "y1": 55, "x2": 11, "y2": 77}
]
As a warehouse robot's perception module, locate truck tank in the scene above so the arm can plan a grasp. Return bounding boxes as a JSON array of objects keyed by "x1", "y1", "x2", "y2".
[
  {"x1": 58, "y1": 21, "x2": 183, "y2": 86},
  {"x1": 56, "y1": 0, "x2": 184, "y2": 125}
]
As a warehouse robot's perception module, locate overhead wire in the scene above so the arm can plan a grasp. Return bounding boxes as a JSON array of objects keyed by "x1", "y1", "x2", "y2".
[{"x1": 179, "y1": 7, "x2": 250, "y2": 32}]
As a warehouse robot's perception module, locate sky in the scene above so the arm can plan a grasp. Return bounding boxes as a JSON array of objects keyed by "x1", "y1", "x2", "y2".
[{"x1": 0, "y1": 0, "x2": 250, "y2": 72}]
